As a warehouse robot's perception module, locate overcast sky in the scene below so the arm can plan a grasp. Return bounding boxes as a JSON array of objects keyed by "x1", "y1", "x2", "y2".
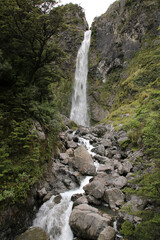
[{"x1": 59, "y1": 0, "x2": 116, "y2": 27}]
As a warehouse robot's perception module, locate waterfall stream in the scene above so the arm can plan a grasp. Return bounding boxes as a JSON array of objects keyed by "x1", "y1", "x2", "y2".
[
  {"x1": 33, "y1": 175, "x2": 92, "y2": 240},
  {"x1": 70, "y1": 30, "x2": 91, "y2": 127},
  {"x1": 33, "y1": 138, "x2": 94, "y2": 240}
]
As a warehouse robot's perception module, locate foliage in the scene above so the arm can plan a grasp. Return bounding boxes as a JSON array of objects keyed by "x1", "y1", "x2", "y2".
[
  {"x1": 99, "y1": 27, "x2": 160, "y2": 240},
  {"x1": 0, "y1": 0, "x2": 65, "y2": 205},
  {"x1": 120, "y1": 220, "x2": 134, "y2": 239}
]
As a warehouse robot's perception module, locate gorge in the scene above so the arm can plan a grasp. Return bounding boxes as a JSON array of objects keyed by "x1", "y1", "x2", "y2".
[{"x1": 0, "y1": 0, "x2": 160, "y2": 240}]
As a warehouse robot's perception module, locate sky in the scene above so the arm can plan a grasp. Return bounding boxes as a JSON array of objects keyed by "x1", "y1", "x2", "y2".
[{"x1": 59, "y1": 0, "x2": 116, "y2": 27}]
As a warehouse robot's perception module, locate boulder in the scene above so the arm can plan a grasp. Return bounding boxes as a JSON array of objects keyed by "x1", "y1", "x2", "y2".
[
  {"x1": 73, "y1": 196, "x2": 88, "y2": 207},
  {"x1": 101, "y1": 139, "x2": 112, "y2": 148},
  {"x1": 113, "y1": 176, "x2": 127, "y2": 188},
  {"x1": 83, "y1": 178, "x2": 105, "y2": 199},
  {"x1": 98, "y1": 226, "x2": 116, "y2": 240},
  {"x1": 87, "y1": 195, "x2": 102, "y2": 205},
  {"x1": 73, "y1": 146, "x2": 96, "y2": 175},
  {"x1": 92, "y1": 145, "x2": 105, "y2": 156},
  {"x1": 17, "y1": 227, "x2": 49, "y2": 240},
  {"x1": 98, "y1": 164, "x2": 113, "y2": 174},
  {"x1": 94, "y1": 155, "x2": 110, "y2": 164},
  {"x1": 69, "y1": 204, "x2": 109, "y2": 239},
  {"x1": 104, "y1": 188, "x2": 125, "y2": 210},
  {"x1": 66, "y1": 141, "x2": 77, "y2": 149}
]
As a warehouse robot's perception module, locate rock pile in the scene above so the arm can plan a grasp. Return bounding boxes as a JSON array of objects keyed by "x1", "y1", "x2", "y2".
[{"x1": 34, "y1": 123, "x2": 147, "y2": 240}]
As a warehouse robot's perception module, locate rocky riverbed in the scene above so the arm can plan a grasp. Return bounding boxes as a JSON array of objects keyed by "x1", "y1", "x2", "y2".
[{"x1": 16, "y1": 122, "x2": 149, "y2": 240}]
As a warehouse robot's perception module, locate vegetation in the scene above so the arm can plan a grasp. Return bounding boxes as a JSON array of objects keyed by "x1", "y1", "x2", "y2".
[
  {"x1": 101, "y1": 31, "x2": 160, "y2": 240},
  {"x1": 0, "y1": 0, "x2": 65, "y2": 205},
  {"x1": 90, "y1": 1, "x2": 160, "y2": 238}
]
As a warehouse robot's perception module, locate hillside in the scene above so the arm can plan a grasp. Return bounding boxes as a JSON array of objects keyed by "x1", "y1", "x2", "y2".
[{"x1": 89, "y1": 0, "x2": 160, "y2": 238}]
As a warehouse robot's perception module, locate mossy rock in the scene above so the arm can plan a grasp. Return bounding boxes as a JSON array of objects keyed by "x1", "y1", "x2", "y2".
[{"x1": 16, "y1": 227, "x2": 49, "y2": 240}]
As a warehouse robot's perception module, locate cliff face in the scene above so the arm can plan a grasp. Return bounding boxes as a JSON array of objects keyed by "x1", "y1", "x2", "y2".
[
  {"x1": 88, "y1": 0, "x2": 160, "y2": 122},
  {"x1": 52, "y1": 4, "x2": 88, "y2": 116}
]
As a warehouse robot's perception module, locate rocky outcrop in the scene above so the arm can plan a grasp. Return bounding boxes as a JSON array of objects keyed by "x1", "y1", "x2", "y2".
[{"x1": 88, "y1": 0, "x2": 160, "y2": 121}]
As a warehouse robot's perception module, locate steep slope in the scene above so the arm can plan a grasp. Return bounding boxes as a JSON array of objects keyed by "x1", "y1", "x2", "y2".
[
  {"x1": 89, "y1": 0, "x2": 160, "y2": 122},
  {"x1": 89, "y1": 0, "x2": 160, "y2": 238}
]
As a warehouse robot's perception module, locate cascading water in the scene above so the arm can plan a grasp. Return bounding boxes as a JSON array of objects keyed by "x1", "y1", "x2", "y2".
[
  {"x1": 70, "y1": 30, "x2": 91, "y2": 127},
  {"x1": 33, "y1": 176, "x2": 92, "y2": 240}
]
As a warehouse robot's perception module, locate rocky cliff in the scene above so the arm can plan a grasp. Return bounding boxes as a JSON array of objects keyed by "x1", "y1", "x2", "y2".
[{"x1": 88, "y1": 0, "x2": 160, "y2": 122}]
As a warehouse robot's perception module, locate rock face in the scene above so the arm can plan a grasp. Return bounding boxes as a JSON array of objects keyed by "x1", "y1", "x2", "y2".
[
  {"x1": 17, "y1": 227, "x2": 49, "y2": 240},
  {"x1": 73, "y1": 145, "x2": 96, "y2": 175},
  {"x1": 89, "y1": 0, "x2": 160, "y2": 121}
]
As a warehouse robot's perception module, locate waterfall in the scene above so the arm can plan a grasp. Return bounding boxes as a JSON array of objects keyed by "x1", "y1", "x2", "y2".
[{"x1": 70, "y1": 30, "x2": 91, "y2": 127}]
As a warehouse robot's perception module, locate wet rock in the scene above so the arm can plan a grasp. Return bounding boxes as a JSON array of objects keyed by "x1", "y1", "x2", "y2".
[
  {"x1": 71, "y1": 193, "x2": 83, "y2": 202},
  {"x1": 98, "y1": 226, "x2": 116, "y2": 240},
  {"x1": 43, "y1": 191, "x2": 54, "y2": 202},
  {"x1": 17, "y1": 227, "x2": 49, "y2": 240},
  {"x1": 54, "y1": 195, "x2": 62, "y2": 204},
  {"x1": 73, "y1": 146, "x2": 96, "y2": 175},
  {"x1": 69, "y1": 204, "x2": 109, "y2": 239},
  {"x1": 104, "y1": 188, "x2": 125, "y2": 210}
]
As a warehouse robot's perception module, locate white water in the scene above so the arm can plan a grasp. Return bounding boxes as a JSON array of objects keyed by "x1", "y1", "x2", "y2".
[
  {"x1": 33, "y1": 176, "x2": 92, "y2": 240},
  {"x1": 70, "y1": 30, "x2": 91, "y2": 127},
  {"x1": 33, "y1": 137, "x2": 94, "y2": 240}
]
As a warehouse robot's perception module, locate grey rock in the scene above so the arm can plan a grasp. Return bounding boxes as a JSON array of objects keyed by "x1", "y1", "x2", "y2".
[
  {"x1": 97, "y1": 164, "x2": 113, "y2": 174},
  {"x1": 92, "y1": 145, "x2": 105, "y2": 156},
  {"x1": 73, "y1": 146, "x2": 96, "y2": 175},
  {"x1": 54, "y1": 195, "x2": 62, "y2": 204},
  {"x1": 66, "y1": 141, "x2": 78, "y2": 149},
  {"x1": 69, "y1": 204, "x2": 109, "y2": 239},
  {"x1": 104, "y1": 188, "x2": 125, "y2": 210},
  {"x1": 73, "y1": 196, "x2": 88, "y2": 207},
  {"x1": 113, "y1": 176, "x2": 127, "y2": 188},
  {"x1": 83, "y1": 178, "x2": 105, "y2": 199},
  {"x1": 87, "y1": 195, "x2": 102, "y2": 205},
  {"x1": 98, "y1": 226, "x2": 116, "y2": 240},
  {"x1": 101, "y1": 139, "x2": 112, "y2": 148}
]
